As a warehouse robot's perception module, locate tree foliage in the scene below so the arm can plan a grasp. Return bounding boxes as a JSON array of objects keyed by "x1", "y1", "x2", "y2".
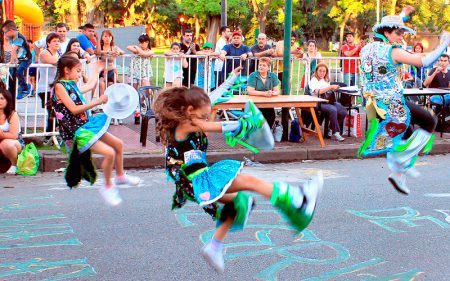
[{"x1": 32, "y1": 0, "x2": 450, "y2": 47}]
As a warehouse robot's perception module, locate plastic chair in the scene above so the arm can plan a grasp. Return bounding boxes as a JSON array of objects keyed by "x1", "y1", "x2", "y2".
[{"x1": 138, "y1": 85, "x2": 162, "y2": 146}]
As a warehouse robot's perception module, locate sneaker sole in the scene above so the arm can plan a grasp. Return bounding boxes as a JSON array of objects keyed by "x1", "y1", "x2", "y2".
[
  {"x1": 201, "y1": 247, "x2": 225, "y2": 274},
  {"x1": 388, "y1": 177, "x2": 410, "y2": 195},
  {"x1": 296, "y1": 172, "x2": 323, "y2": 232}
]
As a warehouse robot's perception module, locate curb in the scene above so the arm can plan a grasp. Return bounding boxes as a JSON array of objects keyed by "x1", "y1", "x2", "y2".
[{"x1": 35, "y1": 139, "x2": 449, "y2": 172}]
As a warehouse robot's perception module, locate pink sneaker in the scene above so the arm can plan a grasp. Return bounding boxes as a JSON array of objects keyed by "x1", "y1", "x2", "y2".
[
  {"x1": 99, "y1": 186, "x2": 122, "y2": 206},
  {"x1": 115, "y1": 174, "x2": 141, "y2": 186}
]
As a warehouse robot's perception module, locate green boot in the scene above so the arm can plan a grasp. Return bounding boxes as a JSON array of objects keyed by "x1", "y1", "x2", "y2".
[
  {"x1": 270, "y1": 172, "x2": 323, "y2": 232},
  {"x1": 217, "y1": 192, "x2": 255, "y2": 231}
]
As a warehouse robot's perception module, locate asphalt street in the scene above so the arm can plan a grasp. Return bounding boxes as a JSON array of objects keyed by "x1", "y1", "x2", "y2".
[{"x1": 1, "y1": 155, "x2": 450, "y2": 281}]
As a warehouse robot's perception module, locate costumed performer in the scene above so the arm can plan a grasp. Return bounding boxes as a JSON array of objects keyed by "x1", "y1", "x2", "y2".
[
  {"x1": 358, "y1": 13, "x2": 450, "y2": 194},
  {"x1": 153, "y1": 83, "x2": 323, "y2": 274},
  {"x1": 52, "y1": 55, "x2": 141, "y2": 206}
]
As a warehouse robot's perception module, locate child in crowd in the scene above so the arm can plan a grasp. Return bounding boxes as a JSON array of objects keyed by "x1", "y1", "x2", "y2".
[
  {"x1": 96, "y1": 30, "x2": 125, "y2": 124},
  {"x1": 52, "y1": 55, "x2": 140, "y2": 206},
  {"x1": 1, "y1": 20, "x2": 32, "y2": 99},
  {"x1": 195, "y1": 42, "x2": 219, "y2": 90},
  {"x1": 163, "y1": 42, "x2": 188, "y2": 88},
  {"x1": 26, "y1": 39, "x2": 37, "y2": 97},
  {"x1": 127, "y1": 33, "x2": 155, "y2": 88},
  {"x1": 154, "y1": 86, "x2": 322, "y2": 273}
]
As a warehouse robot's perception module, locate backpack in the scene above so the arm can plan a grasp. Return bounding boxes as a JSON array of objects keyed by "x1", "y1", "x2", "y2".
[{"x1": 289, "y1": 119, "x2": 303, "y2": 143}]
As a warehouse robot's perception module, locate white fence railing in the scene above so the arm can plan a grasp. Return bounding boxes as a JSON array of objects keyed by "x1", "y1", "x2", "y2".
[{"x1": 2, "y1": 54, "x2": 427, "y2": 140}]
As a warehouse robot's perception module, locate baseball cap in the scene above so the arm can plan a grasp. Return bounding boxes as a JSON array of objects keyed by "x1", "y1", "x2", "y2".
[
  {"x1": 232, "y1": 31, "x2": 242, "y2": 38},
  {"x1": 202, "y1": 42, "x2": 213, "y2": 49}
]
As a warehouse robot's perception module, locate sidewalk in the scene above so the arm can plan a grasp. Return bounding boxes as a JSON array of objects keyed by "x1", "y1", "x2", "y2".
[{"x1": 13, "y1": 120, "x2": 450, "y2": 173}]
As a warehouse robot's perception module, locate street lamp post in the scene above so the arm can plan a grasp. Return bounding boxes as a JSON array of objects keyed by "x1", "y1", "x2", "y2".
[
  {"x1": 221, "y1": 0, "x2": 227, "y2": 26},
  {"x1": 179, "y1": 16, "x2": 185, "y2": 36}
]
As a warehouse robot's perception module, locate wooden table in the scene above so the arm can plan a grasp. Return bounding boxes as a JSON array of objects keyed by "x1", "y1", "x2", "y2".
[
  {"x1": 403, "y1": 88, "x2": 450, "y2": 137},
  {"x1": 211, "y1": 95, "x2": 328, "y2": 147}
]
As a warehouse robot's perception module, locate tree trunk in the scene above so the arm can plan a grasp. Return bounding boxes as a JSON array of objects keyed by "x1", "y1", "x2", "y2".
[
  {"x1": 207, "y1": 15, "x2": 221, "y2": 47},
  {"x1": 195, "y1": 16, "x2": 201, "y2": 42},
  {"x1": 83, "y1": 0, "x2": 103, "y2": 24},
  {"x1": 70, "y1": 0, "x2": 80, "y2": 29},
  {"x1": 251, "y1": 0, "x2": 271, "y2": 34}
]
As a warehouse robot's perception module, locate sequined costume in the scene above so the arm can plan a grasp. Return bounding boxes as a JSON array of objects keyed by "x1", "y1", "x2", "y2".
[
  {"x1": 358, "y1": 41, "x2": 411, "y2": 156},
  {"x1": 165, "y1": 131, "x2": 243, "y2": 219}
]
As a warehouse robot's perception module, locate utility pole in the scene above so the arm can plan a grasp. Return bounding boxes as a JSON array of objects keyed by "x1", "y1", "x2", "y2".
[
  {"x1": 221, "y1": 0, "x2": 227, "y2": 26},
  {"x1": 281, "y1": 0, "x2": 292, "y2": 141}
]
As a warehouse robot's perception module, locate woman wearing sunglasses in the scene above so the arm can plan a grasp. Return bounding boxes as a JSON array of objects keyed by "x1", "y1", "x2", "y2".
[{"x1": 358, "y1": 14, "x2": 450, "y2": 195}]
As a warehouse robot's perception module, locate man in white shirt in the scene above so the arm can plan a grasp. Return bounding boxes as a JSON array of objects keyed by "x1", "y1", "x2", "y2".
[
  {"x1": 33, "y1": 23, "x2": 70, "y2": 57},
  {"x1": 215, "y1": 26, "x2": 231, "y2": 85}
]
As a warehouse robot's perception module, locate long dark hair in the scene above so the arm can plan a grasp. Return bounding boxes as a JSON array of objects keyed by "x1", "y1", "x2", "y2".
[
  {"x1": 65, "y1": 38, "x2": 82, "y2": 57},
  {"x1": 138, "y1": 33, "x2": 151, "y2": 50},
  {"x1": 50, "y1": 55, "x2": 81, "y2": 87},
  {"x1": 153, "y1": 86, "x2": 211, "y2": 145},
  {"x1": 0, "y1": 88, "x2": 14, "y2": 119},
  {"x1": 100, "y1": 29, "x2": 115, "y2": 51}
]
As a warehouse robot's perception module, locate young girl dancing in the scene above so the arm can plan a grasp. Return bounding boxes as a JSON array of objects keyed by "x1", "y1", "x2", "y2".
[
  {"x1": 154, "y1": 86, "x2": 322, "y2": 273},
  {"x1": 52, "y1": 55, "x2": 140, "y2": 206}
]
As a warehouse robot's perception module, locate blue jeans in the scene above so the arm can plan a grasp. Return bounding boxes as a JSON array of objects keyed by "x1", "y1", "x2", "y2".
[
  {"x1": 9, "y1": 59, "x2": 31, "y2": 90},
  {"x1": 430, "y1": 94, "x2": 450, "y2": 107},
  {"x1": 319, "y1": 102, "x2": 347, "y2": 133},
  {"x1": 343, "y1": 73, "x2": 359, "y2": 86}
]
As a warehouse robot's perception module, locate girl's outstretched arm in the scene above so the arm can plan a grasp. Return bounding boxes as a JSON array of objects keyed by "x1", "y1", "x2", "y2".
[{"x1": 55, "y1": 83, "x2": 107, "y2": 115}]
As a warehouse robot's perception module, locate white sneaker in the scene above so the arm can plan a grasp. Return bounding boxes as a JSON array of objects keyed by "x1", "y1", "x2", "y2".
[
  {"x1": 99, "y1": 186, "x2": 122, "y2": 206},
  {"x1": 113, "y1": 119, "x2": 119, "y2": 126},
  {"x1": 332, "y1": 132, "x2": 345, "y2": 142},
  {"x1": 327, "y1": 130, "x2": 332, "y2": 138},
  {"x1": 118, "y1": 119, "x2": 123, "y2": 125},
  {"x1": 388, "y1": 172, "x2": 410, "y2": 195},
  {"x1": 201, "y1": 242, "x2": 225, "y2": 273},
  {"x1": 302, "y1": 171, "x2": 323, "y2": 216},
  {"x1": 115, "y1": 174, "x2": 141, "y2": 186},
  {"x1": 6, "y1": 166, "x2": 17, "y2": 175}
]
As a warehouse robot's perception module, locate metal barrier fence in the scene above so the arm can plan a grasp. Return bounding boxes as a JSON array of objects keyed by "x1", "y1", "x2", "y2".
[{"x1": 3, "y1": 54, "x2": 426, "y2": 140}]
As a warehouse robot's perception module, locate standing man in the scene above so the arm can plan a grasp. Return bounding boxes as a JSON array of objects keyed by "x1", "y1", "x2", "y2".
[
  {"x1": 33, "y1": 23, "x2": 70, "y2": 57},
  {"x1": 219, "y1": 31, "x2": 252, "y2": 78},
  {"x1": 215, "y1": 26, "x2": 231, "y2": 85},
  {"x1": 76, "y1": 23, "x2": 98, "y2": 56},
  {"x1": 180, "y1": 29, "x2": 200, "y2": 87},
  {"x1": 249, "y1": 33, "x2": 274, "y2": 73},
  {"x1": 341, "y1": 31, "x2": 363, "y2": 86}
]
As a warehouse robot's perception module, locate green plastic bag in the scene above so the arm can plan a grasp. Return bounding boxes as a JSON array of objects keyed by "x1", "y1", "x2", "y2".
[{"x1": 17, "y1": 143, "x2": 40, "y2": 176}]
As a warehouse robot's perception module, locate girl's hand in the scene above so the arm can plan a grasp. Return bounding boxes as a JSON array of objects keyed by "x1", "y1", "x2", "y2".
[
  {"x1": 97, "y1": 94, "x2": 108, "y2": 106},
  {"x1": 332, "y1": 84, "x2": 340, "y2": 90}
]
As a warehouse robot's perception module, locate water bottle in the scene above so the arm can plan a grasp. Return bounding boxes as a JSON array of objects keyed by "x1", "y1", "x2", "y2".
[
  {"x1": 134, "y1": 111, "x2": 140, "y2": 124},
  {"x1": 273, "y1": 121, "x2": 283, "y2": 142}
]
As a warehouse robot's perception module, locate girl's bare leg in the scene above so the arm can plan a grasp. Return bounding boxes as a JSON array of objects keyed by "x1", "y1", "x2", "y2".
[
  {"x1": 99, "y1": 132, "x2": 124, "y2": 176},
  {"x1": 89, "y1": 140, "x2": 115, "y2": 186}
]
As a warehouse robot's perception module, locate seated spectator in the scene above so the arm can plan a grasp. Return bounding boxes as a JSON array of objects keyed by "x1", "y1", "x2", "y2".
[
  {"x1": 127, "y1": 33, "x2": 155, "y2": 88},
  {"x1": 424, "y1": 54, "x2": 450, "y2": 106},
  {"x1": 0, "y1": 88, "x2": 25, "y2": 174},
  {"x1": 2, "y1": 20, "x2": 32, "y2": 99},
  {"x1": 246, "y1": 57, "x2": 280, "y2": 128},
  {"x1": 195, "y1": 42, "x2": 219, "y2": 90},
  {"x1": 164, "y1": 42, "x2": 188, "y2": 88},
  {"x1": 308, "y1": 63, "x2": 346, "y2": 141},
  {"x1": 76, "y1": 23, "x2": 98, "y2": 56}
]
